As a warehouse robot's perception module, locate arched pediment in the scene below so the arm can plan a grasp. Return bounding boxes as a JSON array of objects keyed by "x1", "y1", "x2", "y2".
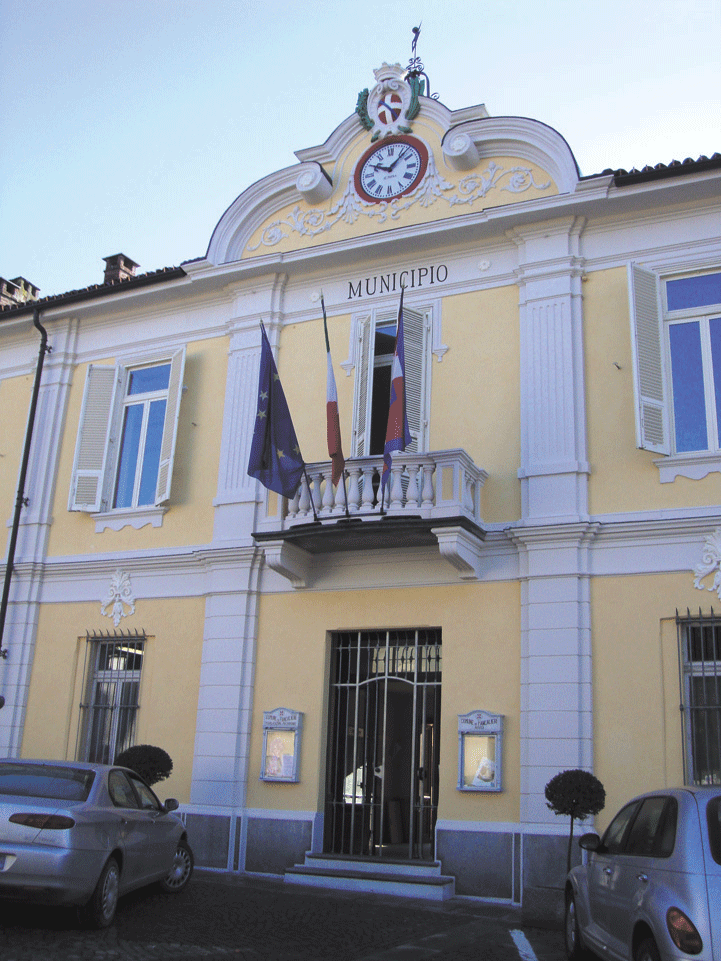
[{"x1": 205, "y1": 100, "x2": 580, "y2": 267}]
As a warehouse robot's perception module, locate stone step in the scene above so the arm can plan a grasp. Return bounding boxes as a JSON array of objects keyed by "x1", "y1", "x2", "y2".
[{"x1": 284, "y1": 856, "x2": 455, "y2": 901}]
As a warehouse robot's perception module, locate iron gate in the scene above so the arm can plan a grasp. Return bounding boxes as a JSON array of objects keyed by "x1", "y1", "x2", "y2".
[{"x1": 324, "y1": 628, "x2": 441, "y2": 859}]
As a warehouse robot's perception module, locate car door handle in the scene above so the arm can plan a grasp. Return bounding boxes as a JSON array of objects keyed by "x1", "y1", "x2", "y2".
[
  {"x1": 604, "y1": 867, "x2": 612, "y2": 875},
  {"x1": 637, "y1": 873, "x2": 648, "y2": 883}
]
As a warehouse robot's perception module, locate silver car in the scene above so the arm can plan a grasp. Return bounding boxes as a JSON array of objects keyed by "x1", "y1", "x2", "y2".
[
  {"x1": 0, "y1": 759, "x2": 193, "y2": 927},
  {"x1": 565, "y1": 786, "x2": 721, "y2": 961}
]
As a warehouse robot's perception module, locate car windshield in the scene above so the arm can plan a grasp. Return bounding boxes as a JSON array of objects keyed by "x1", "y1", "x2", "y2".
[{"x1": 0, "y1": 764, "x2": 95, "y2": 801}]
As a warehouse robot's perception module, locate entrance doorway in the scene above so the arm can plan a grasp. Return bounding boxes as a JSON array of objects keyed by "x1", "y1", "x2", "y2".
[{"x1": 324, "y1": 629, "x2": 441, "y2": 860}]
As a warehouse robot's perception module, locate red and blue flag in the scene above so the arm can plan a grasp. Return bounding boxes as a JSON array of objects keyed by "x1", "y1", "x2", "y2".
[{"x1": 381, "y1": 287, "x2": 412, "y2": 495}]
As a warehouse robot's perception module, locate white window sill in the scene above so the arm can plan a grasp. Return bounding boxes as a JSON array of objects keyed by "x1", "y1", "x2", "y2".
[
  {"x1": 94, "y1": 506, "x2": 167, "y2": 532},
  {"x1": 654, "y1": 452, "x2": 721, "y2": 483}
]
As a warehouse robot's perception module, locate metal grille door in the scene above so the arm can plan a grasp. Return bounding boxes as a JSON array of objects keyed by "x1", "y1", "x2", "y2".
[{"x1": 324, "y1": 629, "x2": 441, "y2": 859}]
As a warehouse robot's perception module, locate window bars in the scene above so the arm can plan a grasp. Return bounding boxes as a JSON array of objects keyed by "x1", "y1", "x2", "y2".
[
  {"x1": 76, "y1": 630, "x2": 146, "y2": 764},
  {"x1": 677, "y1": 609, "x2": 721, "y2": 785}
]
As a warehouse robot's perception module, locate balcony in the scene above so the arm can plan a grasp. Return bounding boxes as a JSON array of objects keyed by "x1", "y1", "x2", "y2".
[{"x1": 253, "y1": 448, "x2": 488, "y2": 588}]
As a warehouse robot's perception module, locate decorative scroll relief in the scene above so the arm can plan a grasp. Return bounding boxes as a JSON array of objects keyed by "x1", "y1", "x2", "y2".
[
  {"x1": 101, "y1": 570, "x2": 136, "y2": 627},
  {"x1": 694, "y1": 529, "x2": 721, "y2": 599},
  {"x1": 246, "y1": 158, "x2": 552, "y2": 253}
]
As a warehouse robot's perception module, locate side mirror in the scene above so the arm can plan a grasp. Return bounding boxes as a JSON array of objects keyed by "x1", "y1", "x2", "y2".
[
  {"x1": 163, "y1": 798, "x2": 179, "y2": 812},
  {"x1": 578, "y1": 832, "x2": 601, "y2": 851}
]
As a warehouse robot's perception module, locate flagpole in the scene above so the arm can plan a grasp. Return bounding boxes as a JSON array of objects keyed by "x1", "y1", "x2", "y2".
[{"x1": 303, "y1": 465, "x2": 319, "y2": 522}]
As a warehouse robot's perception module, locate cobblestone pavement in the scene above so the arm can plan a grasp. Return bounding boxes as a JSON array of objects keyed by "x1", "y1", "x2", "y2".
[{"x1": 0, "y1": 871, "x2": 567, "y2": 961}]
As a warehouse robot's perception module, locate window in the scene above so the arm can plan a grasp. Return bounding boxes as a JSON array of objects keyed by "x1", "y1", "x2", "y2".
[
  {"x1": 351, "y1": 304, "x2": 431, "y2": 456},
  {"x1": 625, "y1": 796, "x2": 677, "y2": 858},
  {"x1": 77, "y1": 633, "x2": 145, "y2": 765},
  {"x1": 677, "y1": 610, "x2": 721, "y2": 786},
  {"x1": 68, "y1": 348, "x2": 185, "y2": 515},
  {"x1": 629, "y1": 266, "x2": 721, "y2": 476},
  {"x1": 601, "y1": 801, "x2": 639, "y2": 854}
]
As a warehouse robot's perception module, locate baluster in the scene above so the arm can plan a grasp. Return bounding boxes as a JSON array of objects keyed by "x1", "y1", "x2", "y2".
[
  {"x1": 421, "y1": 463, "x2": 435, "y2": 509},
  {"x1": 311, "y1": 470, "x2": 324, "y2": 517},
  {"x1": 346, "y1": 465, "x2": 361, "y2": 513},
  {"x1": 406, "y1": 463, "x2": 420, "y2": 509},
  {"x1": 321, "y1": 466, "x2": 334, "y2": 514},
  {"x1": 297, "y1": 474, "x2": 311, "y2": 517},
  {"x1": 389, "y1": 464, "x2": 404, "y2": 510},
  {"x1": 361, "y1": 465, "x2": 375, "y2": 513},
  {"x1": 335, "y1": 470, "x2": 348, "y2": 515}
]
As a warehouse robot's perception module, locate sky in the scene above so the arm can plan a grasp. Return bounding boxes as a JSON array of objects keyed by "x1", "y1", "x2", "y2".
[{"x1": 1, "y1": 0, "x2": 719, "y2": 299}]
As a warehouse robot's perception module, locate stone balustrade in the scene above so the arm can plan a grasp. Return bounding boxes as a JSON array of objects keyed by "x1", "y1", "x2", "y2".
[{"x1": 258, "y1": 448, "x2": 487, "y2": 530}]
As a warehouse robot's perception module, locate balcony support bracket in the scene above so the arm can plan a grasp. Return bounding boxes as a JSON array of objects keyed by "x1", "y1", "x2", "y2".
[
  {"x1": 432, "y1": 525, "x2": 484, "y2": 580},
  {"x1": 260, "y1": 539, "x2": 311, "y2": 589}
]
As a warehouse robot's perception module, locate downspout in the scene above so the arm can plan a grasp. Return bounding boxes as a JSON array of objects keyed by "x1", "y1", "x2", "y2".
[{"x1": 0, "y1": 307, "x2": 51, "y2": 662}]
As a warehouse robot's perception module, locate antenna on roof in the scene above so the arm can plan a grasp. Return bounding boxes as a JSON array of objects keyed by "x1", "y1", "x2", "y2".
[{"x1": 405, "y1": 23, "x2": 438, "y2": 100}]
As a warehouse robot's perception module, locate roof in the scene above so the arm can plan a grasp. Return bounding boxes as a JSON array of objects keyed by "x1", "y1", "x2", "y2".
[{"x1": 0, "y1": 265, "x2": 186, "y2": 319}]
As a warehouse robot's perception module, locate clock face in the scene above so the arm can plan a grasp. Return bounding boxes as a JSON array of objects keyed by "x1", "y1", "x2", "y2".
[{"x1": 354, "y1": 136, "x2": 428, "y2": 203}]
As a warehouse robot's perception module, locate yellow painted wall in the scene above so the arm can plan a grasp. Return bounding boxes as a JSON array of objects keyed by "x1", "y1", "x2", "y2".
[
  {"x1": 248, "y1": 582, "x2": 520, "y2": 823},
  {"x1": 591, "y1": 572, "x2": 693, "y2": 832},
  {"x1": 21, "y1": 598, "x2": 204, "y2": 803},
  {"x1": 0, "y1": 374, "x2": 33, "y2": 521},
  {"x1": 434, "y1": 287, "x2": 521, "y2": 522},
  {"x1": 585, "y1": 268, "x2": 721, "y2": 513},
  {"x1": 47, "y1": 336, "x2": 228, "y2": 557}
]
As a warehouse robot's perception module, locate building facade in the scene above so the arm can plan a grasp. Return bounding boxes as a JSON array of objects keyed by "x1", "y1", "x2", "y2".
[{"x1": 1, "y1": 60, "x2": 720, "y2": 918}]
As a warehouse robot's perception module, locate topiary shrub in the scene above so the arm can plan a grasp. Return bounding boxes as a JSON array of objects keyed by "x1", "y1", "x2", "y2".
[
  {"x1": 115, "y1": 744, "x2": 173, "y2": 786},
  {"x1": 545, "y1": 768, "x2": 606, "y2": 873}
]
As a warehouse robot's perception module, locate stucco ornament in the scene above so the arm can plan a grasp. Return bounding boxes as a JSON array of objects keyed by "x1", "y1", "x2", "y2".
[
  {"x1": 247, "y1": 155, "x2": 550, "y2": 253},
  {"x1": 693, "y1": 529, "x2": 721, "y2": 599},
  {"x1": 101, "y1": 570, "x2": 136, "y2": 627},
  {"x1": 356, "y1": 63, "x2": 421, "y2": 140}
]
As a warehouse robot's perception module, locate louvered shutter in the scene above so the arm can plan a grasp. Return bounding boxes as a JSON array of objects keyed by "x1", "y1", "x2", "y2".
[
  {"x1": 628, "y1": 264, "x2": 670, "y2": 454},
  {"x1": 353, "y1": 319, "x2": 372, "y2": 456},
  {"x1": 402, "y1": 306, "x2": 426, "y2": 453},
  {"x1": 154, "y1": 346, "x2": 186, "y2": 504},
  {"x1": 69, "y1": 365, "x2": 120, "y2": 512}
]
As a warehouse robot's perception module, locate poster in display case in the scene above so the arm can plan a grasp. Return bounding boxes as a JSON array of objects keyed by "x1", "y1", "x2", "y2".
[
  {"x1": 457, "y1": 710, "x2": 503, "y2": 792},
  {"x1": 260, "y1": 708, "x2": 303, "y2": 782}
]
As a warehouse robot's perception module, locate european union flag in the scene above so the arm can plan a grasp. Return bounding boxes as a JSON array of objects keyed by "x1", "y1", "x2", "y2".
[{"x1": 247, "y1": 323, "x2": 305, "y2": 498}]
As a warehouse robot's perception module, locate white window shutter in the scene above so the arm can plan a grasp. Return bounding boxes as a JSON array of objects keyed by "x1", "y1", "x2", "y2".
[
  {"x1": 628, "y1": 264, "x2": 669, "y2": 454},
  {"x1": 154, "y1": 346, "x2": 186, "y2": 505},
  {"x1": 69, "y1": 365, "x2": 119, "y2": 512},
  {"x1": 353, "y1": 319, "x2": 372, "y2": 457},
  {"x1": 402, "y1": 306, "x2": 427, "y2": 453}
]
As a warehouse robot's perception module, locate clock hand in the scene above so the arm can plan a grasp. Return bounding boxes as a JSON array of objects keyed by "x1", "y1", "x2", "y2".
[{"x1": 387, "y1": 148, "x2": 410, "y2": 171}]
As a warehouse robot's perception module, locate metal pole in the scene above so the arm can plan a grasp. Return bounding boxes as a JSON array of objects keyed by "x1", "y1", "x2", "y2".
[{"x1": 0, "y1": 308, "x2": 50, "y2": 658}]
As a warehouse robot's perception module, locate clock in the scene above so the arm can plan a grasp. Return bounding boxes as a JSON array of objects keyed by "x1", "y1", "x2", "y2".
[{"x1": 354, "y1": 135, "x2": 428, "y2": 203}]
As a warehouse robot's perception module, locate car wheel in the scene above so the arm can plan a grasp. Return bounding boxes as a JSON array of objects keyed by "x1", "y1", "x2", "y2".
[
  {"x1": 564, "y1": 890, "x2": 587, "y2": 960},
  {"x1": 635, "y1": 937, "x2": 661, "y2": 961},
  {"x1": 159, "y1": 839, "x2": 194, "y2": 893},
  {"x1": 79, "y1": 856, "x2": 120, "y2": 928}
]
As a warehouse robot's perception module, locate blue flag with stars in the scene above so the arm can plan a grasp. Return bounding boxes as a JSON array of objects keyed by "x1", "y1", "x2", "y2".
[{"x1": 247, "y1": 323, "x2": 305, "y2": 498}]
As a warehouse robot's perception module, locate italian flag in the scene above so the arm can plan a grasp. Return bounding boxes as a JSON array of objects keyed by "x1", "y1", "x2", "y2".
[{"x1": 322, "y1": 295, "x2": 345, "y2": 486}]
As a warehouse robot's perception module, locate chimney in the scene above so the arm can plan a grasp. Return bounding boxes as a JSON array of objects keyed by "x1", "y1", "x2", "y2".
[
  {"x1": 0, "y1": 276, "x2": 39, "y2": 308},
  {"x1": 103, "y1": 254, "x2": 139, "y2": 285}
]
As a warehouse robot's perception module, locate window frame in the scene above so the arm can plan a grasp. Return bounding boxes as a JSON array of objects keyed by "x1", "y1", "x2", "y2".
[
  {"x1": 76, "y1": 633, "x2": 146, "y2": 766},
  {"x1": 629, "y1": 264, "x2": 721, "y2": 481},
  {"x1": 677, "y1": 611, "x2": 721, "y2": 786},
  {"x1": 68, "y1": 347, "x2": 185, "y2": 517},
  {"x1": 349, "y1": 301, "x2": 433, "y2": 458}
]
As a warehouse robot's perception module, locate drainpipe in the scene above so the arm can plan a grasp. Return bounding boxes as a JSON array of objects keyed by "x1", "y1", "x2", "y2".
[{"x1": 0, "y1": 307, "x2": 51, "y2": 663}]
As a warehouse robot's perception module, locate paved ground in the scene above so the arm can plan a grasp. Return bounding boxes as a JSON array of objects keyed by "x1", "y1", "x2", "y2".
[{"x1": 0, "y1": 870, "x2": 567, "y2": 961}]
